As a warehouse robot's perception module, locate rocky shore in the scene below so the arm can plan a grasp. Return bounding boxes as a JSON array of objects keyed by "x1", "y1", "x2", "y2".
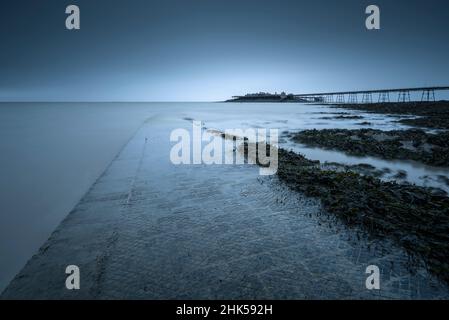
[
  {"x1": 208, "y1": 99, "x2": 449, "y2": 287},
  {"x1": 11, "y1": 120, "x2": 448, "y2": 300},
  {"x1": 239, "y1": 140, "x2": 449, "y2": 284},
  {"x1": 331, "y1": 101, "x2": 449, "y2": 130},
  {"x1": 267, "y1": 101, "x2": 449, "y2": 284},
  {"x1": 291, "y1": 128, "x2": 449, "y2": 167},
  {"x1": 274, "y1": 148, "x2": 449, "y2": 284}
]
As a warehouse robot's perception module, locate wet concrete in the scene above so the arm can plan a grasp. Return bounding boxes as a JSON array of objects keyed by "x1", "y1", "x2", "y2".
[{"x1": 2, "y1": 118, "x2": 449, "y2": 299}]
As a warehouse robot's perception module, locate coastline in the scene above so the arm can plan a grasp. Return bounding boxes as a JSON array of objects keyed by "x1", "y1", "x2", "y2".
[
  {"x1": 4, "y1": 115, "x2": 449, "y2": 299},
  {"x1": 2, "y1": 102, "x2": 449, "y2": 299},
  {"x1": 330, "y1": 101, "x2": 449, "y2": 129}
]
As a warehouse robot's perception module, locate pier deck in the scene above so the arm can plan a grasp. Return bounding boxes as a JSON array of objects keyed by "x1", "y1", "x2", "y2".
[{"x1": 295, "y1": 86, "x2": 449, "y2": 103}]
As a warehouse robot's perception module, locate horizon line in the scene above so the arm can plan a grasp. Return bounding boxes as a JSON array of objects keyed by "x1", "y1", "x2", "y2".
[{"x1": 0, "y1": 100, "x2": 223, "y2": 103}]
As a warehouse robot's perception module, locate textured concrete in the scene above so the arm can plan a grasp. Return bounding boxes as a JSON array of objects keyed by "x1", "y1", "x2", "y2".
[{"x1": 2, "y1": 117, "x2": 449, "y2": 299}]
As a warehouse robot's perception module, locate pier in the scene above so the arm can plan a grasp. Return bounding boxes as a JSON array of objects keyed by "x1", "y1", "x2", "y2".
[{"x1": 295, "y1": 86, "x2": 449, "y2": 104}]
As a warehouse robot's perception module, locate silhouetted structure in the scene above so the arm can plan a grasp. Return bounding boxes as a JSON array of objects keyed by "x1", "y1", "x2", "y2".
[{"x1": 294, "y1": 86, "x2": 449, "y2": 104}]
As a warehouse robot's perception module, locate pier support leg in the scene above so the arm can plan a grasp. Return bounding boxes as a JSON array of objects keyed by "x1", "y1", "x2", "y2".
[
  {"x1": 362, "y1": 93, "x2": 373, "y2": 104},
  {"x1": 336, "y1": 94, "x2": 345, "y2": 104},
  {"x1": 421, "y1": 89, "x2": 436, "y2": 102},
  {"x1": 398, "y1": 91, "x2": 411, "y2": 103},
  {"x1": 348, "y1": 93, "x2": 358, "y2": 104},
  {"x1": 378, "y1": 92, "x2": 390, "y2": 103}
]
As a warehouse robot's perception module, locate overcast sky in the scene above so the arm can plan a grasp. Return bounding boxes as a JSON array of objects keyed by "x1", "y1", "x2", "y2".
[{"x1": 0, "y1": 0, "x2": 448, "y2": 101}]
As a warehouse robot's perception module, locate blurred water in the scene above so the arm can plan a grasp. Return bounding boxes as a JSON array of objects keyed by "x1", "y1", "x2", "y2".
[
  {"x1": 0, "y1": 103, "x2": 156, "y2": 291},
  {"x1": 198, "y1": 103, "x2": 449, "y2": 192},
  {"x1": 0, "y1": 102, "x2": 447, "y2": 292}
]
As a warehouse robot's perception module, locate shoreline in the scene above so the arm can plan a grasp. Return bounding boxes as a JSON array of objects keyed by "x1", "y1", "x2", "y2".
[
  {"x1": 4, "y1": 118, "x2": 449, "y2": 299},
  {"x1": 233, "y1": 135, "x2": 449, "y2": 285},
  {"x1": 232, "y1": 132, "x2": 449, "y2": 286},
  {"x1": 271, "y1": 101, "x2": 449, "y2": 284},
  {"x1": 274, "y1": 147, "x2": 449, "y2": 284},
  {"x1": 329, "y1": 101, "x2": 449, "y2": 130},
  {"x1": 290, "y1": 128, "x2": 449, "y2": 168}
]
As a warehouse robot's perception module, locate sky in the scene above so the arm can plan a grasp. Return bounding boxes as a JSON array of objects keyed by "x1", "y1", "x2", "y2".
[{"x1": 0, "y1": 0, "x2": 448, "y2": 101}]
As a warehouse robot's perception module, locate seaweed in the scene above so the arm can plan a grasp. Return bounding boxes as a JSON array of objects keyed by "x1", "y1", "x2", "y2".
[
  {"x1": 275, "y1": 148, "x2": 449, "y2": 284},
  {"x1": 292, "y1": 128, "x2": 449, "y2": 167}
]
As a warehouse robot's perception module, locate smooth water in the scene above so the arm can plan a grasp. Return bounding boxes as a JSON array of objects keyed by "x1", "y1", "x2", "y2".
[
  {"x1": 191, "y1": 103, "x2": 449, "y2": 192},
  {"x1": 0, "y1": 102, "x2": 447, "y2": 291},
  {"x1": 0, "y1": 103, "x2": 155, "y2": 291}
]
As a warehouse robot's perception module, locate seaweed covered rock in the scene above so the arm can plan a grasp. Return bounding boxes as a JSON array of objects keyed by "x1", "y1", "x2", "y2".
[
  {"x1": 276, "y1": 148, "x2": 449, "y2": 284},
  {"x1": 333, "y1": 101, "x2": 449, "y2": 130},
  {"x1": 292, "y1": 128, "x2": 449, "y2": 167}
]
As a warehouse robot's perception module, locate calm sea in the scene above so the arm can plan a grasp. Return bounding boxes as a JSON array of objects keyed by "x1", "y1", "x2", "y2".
[{"x1": 1, "y1": 102, "x2": 447, "y2": 291}]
